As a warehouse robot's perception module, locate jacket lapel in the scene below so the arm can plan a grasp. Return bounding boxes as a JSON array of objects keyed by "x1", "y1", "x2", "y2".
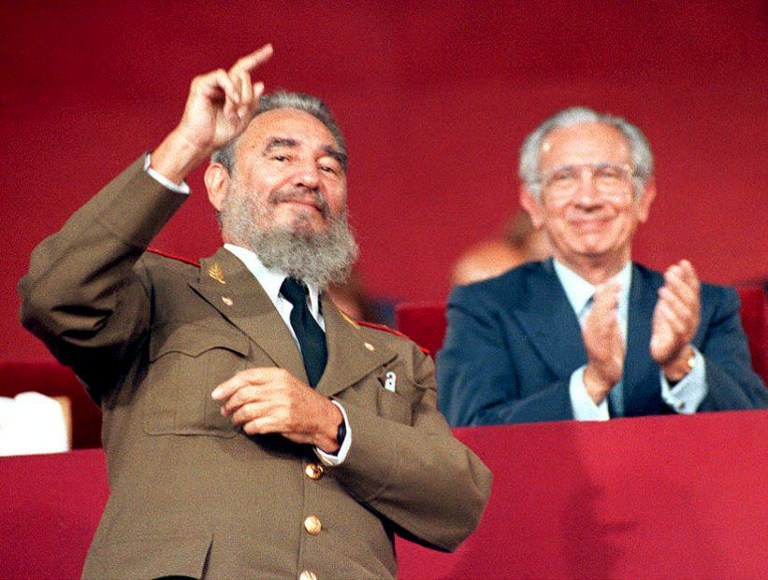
[
  {"x1": 512, "y1": 260, "x2": 588, "y2": 378},
  {"x1": 317, "y1": 296, "x2": 396, "y2": 398},
  {"x1": 189, "y1": 248, "x2": 308, "y2": 382},
  {"x1": 190, "y1": 248, "x2": 393, "y2": 393}
]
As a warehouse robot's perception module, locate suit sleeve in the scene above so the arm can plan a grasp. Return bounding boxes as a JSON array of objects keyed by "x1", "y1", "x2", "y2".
[
  {"x1": 698, "y1": 286, "x2": 768, "y2": 410},
  {"x1": 332, "y1": 344, "x2": 493, "y2": 552},
  {"x1": 436, "y1": 283, "x2": 576, "y2": 426},
  {"x1": 18, "y1": 157, "x2": 187, "y2": 398}
]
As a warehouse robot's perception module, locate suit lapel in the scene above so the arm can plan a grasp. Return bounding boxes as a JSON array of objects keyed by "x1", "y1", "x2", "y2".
[
  {"x1": 318, "y1": 296, "x2": 396, "y2": 397},
  {"x1": 512, "y1": 261, "x2": 588, "y2": 378},
  {"x1": 190, "y1": 248, "x2": 308, "y2": 382}
]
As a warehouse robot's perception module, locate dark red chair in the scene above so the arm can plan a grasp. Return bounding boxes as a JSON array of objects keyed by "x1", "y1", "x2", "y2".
[
  {"x1": 736, "y1": 286, "x2": 768, "y2": 384},
  {"x1": 395, "y1": 302, "x2": 447, "y2": 358}
]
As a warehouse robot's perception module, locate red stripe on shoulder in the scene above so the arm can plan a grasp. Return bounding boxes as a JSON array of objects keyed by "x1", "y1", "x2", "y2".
[
  {"x1": 357, "y1": 321, "x2": 430, "y2": 356},
  {"x1": 146, "y1": 247, "x2": 200, "y2": 267}
]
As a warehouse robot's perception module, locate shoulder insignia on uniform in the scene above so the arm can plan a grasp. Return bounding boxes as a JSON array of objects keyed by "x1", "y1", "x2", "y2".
[
  {"x1": 357, "y1": 321, "x2": 430, "y2": 356},
  {"x1": 338, "y1": 310, "x2": 359, "y2": 328},
  {"x1": 146, "y1": 247, "x2": 200, "y2": 267},
  {"x1": 207, "y1": 262, "x2": 226, "y2": 284}
]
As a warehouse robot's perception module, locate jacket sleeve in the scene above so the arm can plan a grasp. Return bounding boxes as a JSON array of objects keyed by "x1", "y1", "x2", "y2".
[
  {"x1": 698, "y1": 285, "x2": 768, "y2": 410},
  {"x1": 18, "y1": 157, "x2": 187, "y2": 397},
  {"x1": 332, "y1": 342, "x2": 493, "y2": 552},
  {"x1": 436, "y1": 283, "x2": 576, "y2": 426}
]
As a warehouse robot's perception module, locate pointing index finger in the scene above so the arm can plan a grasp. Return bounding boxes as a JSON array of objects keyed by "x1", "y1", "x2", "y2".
[{"x1": 229, "y1": 44, "x2": 274, "y2": 76}]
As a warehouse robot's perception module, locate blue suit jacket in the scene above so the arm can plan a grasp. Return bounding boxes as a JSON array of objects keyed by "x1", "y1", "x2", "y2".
[{"x1": 437, "y1": 259, "x2": 768, "y2": 426}]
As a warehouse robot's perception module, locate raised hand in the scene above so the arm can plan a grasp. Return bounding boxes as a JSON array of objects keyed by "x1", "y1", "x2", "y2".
[
  {"x1": 650, "y1": 259, "x2": 700, "y2": 381},
  {"x1": 211, "y1": 367, "x2": 343, "y2": 453},
  {"x1": 151, "y1": 44, "x2": 274, "y2": 183},
  {"x1": 582, "y1": 281, "x2": 625, "y2": 404}
]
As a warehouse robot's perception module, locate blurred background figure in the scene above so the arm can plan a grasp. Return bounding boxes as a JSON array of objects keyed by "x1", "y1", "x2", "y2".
[
  {"x1": 450, "y1": 210, "x2": 551, "y2": 286},
  {"x1": 327, "y1": 268, "x2": 396, "y2": 325}
]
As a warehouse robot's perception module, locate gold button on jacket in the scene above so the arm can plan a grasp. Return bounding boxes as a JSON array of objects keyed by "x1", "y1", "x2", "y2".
[
  {"x1": 303, "y1": 515, "x2": 322, "y2": 535},
  {"x1": 304, "y1": 463, "x2": 324, "y2": 480},
  {"x1": 18, "y1": 158, "x2": 492, "y2": 580}
]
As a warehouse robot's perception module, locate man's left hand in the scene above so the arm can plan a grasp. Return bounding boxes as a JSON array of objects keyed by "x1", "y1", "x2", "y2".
[
  {"x1": 650, "y1": 259, "x2": 701, "y2": 381},
  {"x1": 211, "y1": 367, "x2": 342, "y2": 453}
]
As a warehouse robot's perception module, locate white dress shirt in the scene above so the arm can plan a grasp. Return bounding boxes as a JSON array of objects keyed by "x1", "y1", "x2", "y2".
[{"x1": 553, "y1": 259, "x2": 706, "y2": 420}]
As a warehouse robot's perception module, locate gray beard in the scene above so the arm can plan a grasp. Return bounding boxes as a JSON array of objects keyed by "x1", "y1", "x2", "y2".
[{"x1": 220, "y1": 185, "x2": 359, "y2": 290}]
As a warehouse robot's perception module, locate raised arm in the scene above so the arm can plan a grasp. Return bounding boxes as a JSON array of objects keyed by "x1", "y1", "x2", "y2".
[
  {"x1": 151, "y1": 44, "x2": 273, "y2": 182},
  {"x1": 18, "y1": 47, "x2": 274, "y2": 392}
]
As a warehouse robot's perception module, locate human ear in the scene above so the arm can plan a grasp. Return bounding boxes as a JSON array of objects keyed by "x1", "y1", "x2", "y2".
[
  {"x1": 636, "y1": 178, "x2": 657, "y2": 223},
  {"x1": 204, "y1": 163, "x2": 231, "y2": 212},
  {"x1": 520, "y1": 186, "x2": 545, "y2": 228}
]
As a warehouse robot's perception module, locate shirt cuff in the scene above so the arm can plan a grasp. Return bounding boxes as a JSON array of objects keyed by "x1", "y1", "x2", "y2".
[
  {"x1": 570, "y1": 365, "x2": 610, "y2": 421},
  {"x1": 144, "y1": 152, "x2": 191, "y2": 194},
  {"x1": 314, "y1": 400, "x2": 351, "y2": 466},
  {"x1": 661, "y1": 348, "x2": 707, "y2": 414}
]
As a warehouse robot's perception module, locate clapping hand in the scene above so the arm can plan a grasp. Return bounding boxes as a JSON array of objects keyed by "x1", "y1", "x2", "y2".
[{"x1": 650, "y1": 260, "x2": 700, "y2": 381}]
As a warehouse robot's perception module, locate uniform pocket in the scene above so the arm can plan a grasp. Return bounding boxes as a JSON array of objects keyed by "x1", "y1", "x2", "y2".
[
  {"x1": 144, "y1": 325, "x2": 250, "y2": 437},
  {"x1": 376, "y1": 386, "x2": 413, "y2": 426},
  {"x1": 85, "y1": 530, "x2": 212, "y2": 579}
]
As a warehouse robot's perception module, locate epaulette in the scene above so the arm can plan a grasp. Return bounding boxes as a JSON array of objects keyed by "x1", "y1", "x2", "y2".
[
  {"x1": 357, "y1": 321, "x2": 430, "y2": 356},
  {"x1": 146, "y1": 247, "x2": 200, "y2": 268}
]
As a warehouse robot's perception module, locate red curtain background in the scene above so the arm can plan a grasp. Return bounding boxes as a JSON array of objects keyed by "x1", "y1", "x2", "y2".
[{"x1": 3, "y1": 1, "x2": 768, "y2": 362}]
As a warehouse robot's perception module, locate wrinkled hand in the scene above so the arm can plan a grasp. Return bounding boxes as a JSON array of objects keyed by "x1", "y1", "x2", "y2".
[
  {"x1": 650, "y1": 260, "x2": 700, "y2": 381},
  {"x1": 151, "y1": 44, "x2": 274, "y2": 182},
  {"x1": 583, "y1": 281, "x2": 625, "y2": 404},
  {"x1": 211, "y1": 367, "x2": 342, "y2": 453}
]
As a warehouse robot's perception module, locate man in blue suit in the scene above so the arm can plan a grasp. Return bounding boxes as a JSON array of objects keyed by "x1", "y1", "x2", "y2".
[{"x1": 437, "y1": 107, "x2": 768, "y2": 426}]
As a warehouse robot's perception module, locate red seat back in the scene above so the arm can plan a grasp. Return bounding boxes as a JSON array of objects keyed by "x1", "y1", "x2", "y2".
[
  {"x1": 395, "y1": 302, "x2": 447, "y2": 357},
  {"x1": 736, "y1": 286, "x2": 768, "y2": 384}
]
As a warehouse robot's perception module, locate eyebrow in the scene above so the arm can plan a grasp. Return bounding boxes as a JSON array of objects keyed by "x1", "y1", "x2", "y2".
[
  {"x1": 322, "y1": 145, "x2": 347, "y2": 170},
  {"x1": 262, "y1": 137, "x2": 299, "y2": 155},
  {"x1": 262, "y1": 137, "x2": 347, "y2": 171}
]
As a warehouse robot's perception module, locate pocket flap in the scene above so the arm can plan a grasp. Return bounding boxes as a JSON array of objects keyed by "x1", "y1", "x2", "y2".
[{"x1": 150, "y1": 325, "x2": 250, "y2": 361}]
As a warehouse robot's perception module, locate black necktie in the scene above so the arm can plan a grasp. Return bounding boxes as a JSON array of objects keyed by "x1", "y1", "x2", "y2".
[{"x1": 280, "y1": 277, "x2": 327, "y2": 388}]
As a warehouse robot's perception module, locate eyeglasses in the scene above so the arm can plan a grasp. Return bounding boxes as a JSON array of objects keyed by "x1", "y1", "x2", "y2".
[{"x1": 538, "y1": 162, "x2": 636, "y2": 199}]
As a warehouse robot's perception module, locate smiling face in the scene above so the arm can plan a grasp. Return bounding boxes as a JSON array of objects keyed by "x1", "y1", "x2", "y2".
[
  {"x1": 520, "y1": 122, "x2": 656, "y2": 283},
  {"x1": 204, "y1": 107, "x2": 358, "y2": 288},
  {"x1": 207, "y1": 107, "x2": 348, "y2": 240}
]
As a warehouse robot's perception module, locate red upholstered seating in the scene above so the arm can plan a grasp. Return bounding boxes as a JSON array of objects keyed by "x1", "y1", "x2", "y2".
[
  {"x1": 736, "y1": 286, "x2": 768, "y2": 384},
  {"x1": 394, "y1": 302, "x2": 447, "y2": 358},
  {"x1": 0, "y1": 362, "x2": 102, "y2": 449},
  {"x1": 395, "y1": 286, "x2": 768, "y2": 385}
]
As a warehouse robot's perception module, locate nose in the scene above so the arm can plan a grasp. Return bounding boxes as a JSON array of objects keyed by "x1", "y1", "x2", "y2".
[
  {"x1": 292, "y1": 159, "x2": 321, "y2": 191},
  {"x1": 572, "y1": 168, "x2": 601, "y2": 206}
]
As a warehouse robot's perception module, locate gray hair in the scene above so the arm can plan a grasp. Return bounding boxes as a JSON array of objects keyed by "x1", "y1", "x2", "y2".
[
  {"x1": 211, "y1": 91, "x2": 348, "y2": 174},
  {"x1": 519, "y1": 106, "x2": 654, "y2": 199}
]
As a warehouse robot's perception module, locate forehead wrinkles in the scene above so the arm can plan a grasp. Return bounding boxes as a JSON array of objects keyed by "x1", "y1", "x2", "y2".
[
  {"x1": 248, "y1": 109, "x2": 337, "y2": 147},
  {"x1": 541, "y1": 123, "x2": 631, "y2": 168}
]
